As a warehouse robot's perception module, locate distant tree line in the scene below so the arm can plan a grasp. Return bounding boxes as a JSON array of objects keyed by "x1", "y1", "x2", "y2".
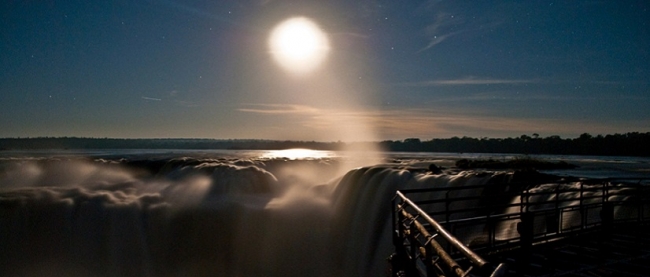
[
  {"x1": 0, "y1": 137, "x2": 340, "y2": 151},
  {"x1": 1, "y1": 132, "x2": 649, "y2": 156},
  {"x1": 380, "y1": 132, "x2": 650, "y2": 157}
]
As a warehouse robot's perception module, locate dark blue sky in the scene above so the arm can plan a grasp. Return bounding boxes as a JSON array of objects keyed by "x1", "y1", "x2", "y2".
[{"x1": 1, "y1": 0, "x2": 649, "y2": 140}]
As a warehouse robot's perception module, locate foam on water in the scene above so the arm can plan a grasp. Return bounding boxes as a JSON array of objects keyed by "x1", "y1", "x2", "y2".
[{"x1": 0, "y1": 151, "x2": 648, "y2": 276}]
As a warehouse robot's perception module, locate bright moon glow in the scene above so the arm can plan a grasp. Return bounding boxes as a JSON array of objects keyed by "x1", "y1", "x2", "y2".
[{"x1": 269, "y1": 17, "x2": 330, "y2": 74}]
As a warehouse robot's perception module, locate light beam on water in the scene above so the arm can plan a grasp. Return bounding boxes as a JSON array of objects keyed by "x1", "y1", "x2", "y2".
[{"x1": 266, "y1": 16, "x2": 386, "y2": 173}]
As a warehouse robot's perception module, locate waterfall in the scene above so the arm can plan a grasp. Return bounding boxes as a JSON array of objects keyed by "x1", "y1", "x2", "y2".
[{"x1": 0, "y1": 155, "x2": 641, "y2": 276}]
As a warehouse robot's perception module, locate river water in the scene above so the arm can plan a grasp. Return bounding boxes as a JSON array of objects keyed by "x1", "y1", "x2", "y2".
[{"x1": 0, "y1": 149, "x2": 648, "y2": 276}]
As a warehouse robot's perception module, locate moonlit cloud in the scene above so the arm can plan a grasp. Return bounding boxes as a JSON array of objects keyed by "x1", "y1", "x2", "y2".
[
  {"x1": 418, "y1": 12, "x2": 465, "y2": 53},
  {"x1": 238, "y1": 104, "x2": 321, "y2": 115},
  {"x1": 427, "y1": 91, "x2": 569, "y2": 103},
  {"x1": 237, "y1": 104, "x2": 380, "y2": 141},
  {"x1": 241, "y1": 105, "x2": 650, "y2": 139},
  {"x1": 142, "y1": 96, "x2": 162, "y2": 101},
  {"x1": 417, "y1": 3, "x2": 506, "y2": 54},
  {"x1": 235, "y1": 105, "x2": 507, "y2": 138},
  {"x1": 376, "y1": 109, "x2": 650, "y2": 139},
  {"x1": 156, "y1": 0, "x2": 239, "y2": 25},
  {"x1": 418, "y1": 31, "x2": 463, "y2": 53},
  {"x1": 399, "y1": 77, "x2": 538, "y2": 86}
]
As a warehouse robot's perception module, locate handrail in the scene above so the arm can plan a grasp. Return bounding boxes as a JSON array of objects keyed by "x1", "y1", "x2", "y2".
[
  {"x1": 396, "y1": 190, "x2": 489, "y2": 268},
  {"x1": 392, "y1": 191, "x2": 508, "y2": 277},
  {"x1": 391, "y1": 178, "x2": 650, "y2": 276},
  {"x1": 398, "y1": 208, "x2": 466, "y2": 277}
]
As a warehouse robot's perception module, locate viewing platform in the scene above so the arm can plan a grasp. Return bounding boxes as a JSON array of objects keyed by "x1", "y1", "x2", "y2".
[
  {"x1": 488, "y1": 223, "x2": 650, "y2": 276},
  {"x1": 390, "y1": 178, "x2": 650, "y2": 277}
]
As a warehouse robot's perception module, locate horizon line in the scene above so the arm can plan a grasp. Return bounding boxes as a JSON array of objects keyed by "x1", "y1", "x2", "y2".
[{"x1": 2, "y1": 131, "x2": 648, "y2": 142}]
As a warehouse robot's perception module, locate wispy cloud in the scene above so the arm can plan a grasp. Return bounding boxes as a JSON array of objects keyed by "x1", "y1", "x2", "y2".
[
  {"x1": 418, "y1": 12, "x2": 465, "y2": 53},
  {"x1": 141, "y1": 96, "x2": 162, "y2": 101},
  {"x1": 238, "y1": 104, "x2": 320, "y2": 115},
  {"x1": 291, "y1": 108, "x2": 537, "y2": 139},
  {"x1": 237, "y1": 102, "x2": 644, "y2": 140},
  {"x1": 419, "y1": 91, "x2": 550, "y2": 103},
  {"x1": 359, "y1": 108, "x2": 636, "y2": 139},
  {"x1": 418, "y1": 31, "x2": 463, "y2": 53},
  {"x1": 156, "y1": 0, "x2": 237, "y2": 25},
  {"x1": 398, "y1": 76, "x2": 538, "y2": 87},
  {"x1": 417, "y1": 3, "x2": 505, "y2": 54},
  {"x1": 401, "y1": 76, "x2": 644, "y2": 88}
]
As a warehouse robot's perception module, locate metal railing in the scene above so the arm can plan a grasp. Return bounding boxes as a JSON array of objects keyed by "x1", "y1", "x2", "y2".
[
  {"x1": 390, "y1": 178, "x2": 650, "y2": 276},
  {"x1": 391, "y1": 190, "x2": 507, "y2": 277}
]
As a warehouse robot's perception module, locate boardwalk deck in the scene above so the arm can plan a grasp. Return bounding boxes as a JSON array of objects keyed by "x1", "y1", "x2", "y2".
[{"x1": 484, "y1": 223, "x2": 650, "y2": 276}]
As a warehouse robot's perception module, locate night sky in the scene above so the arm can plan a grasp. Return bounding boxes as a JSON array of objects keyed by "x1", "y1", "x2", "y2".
[{"x1": 2, "y1": 1, "x2": 649, "y2": 141}]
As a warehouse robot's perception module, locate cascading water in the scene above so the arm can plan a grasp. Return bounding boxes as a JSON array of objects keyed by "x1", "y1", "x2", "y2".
[{"x1": 0, "y1": 152, "x2": 646, "y2": 276}]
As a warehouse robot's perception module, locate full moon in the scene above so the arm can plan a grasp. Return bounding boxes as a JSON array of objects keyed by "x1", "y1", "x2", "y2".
[{"x1": 269, "y1": 17, "x2": 330, "y2": 74}]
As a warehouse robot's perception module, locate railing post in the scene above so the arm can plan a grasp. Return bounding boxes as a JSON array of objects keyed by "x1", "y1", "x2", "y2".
[
  {"x1": 517, "y1": 211, "x2": 534, "y2": 273},
  {"x1": 555, "y1": 184, "x2": 560, "y2": 211},
  {"x1": 425, "y1": 241, "x2": 437, "y2": 277},
  {"x1": 637, "y1": 182, "x2": 643, "y2": 223},
  {"x1": 580, "y1": 182, "x2": 587, "y2": 229},
  {"x1": 546, "y1": 212, "x2": 559, "y2": 234},
  {"x1": 487, "y1": 211, "x2": 494, "y2": 249},
  {"x1": 518, "y1": 212, "x2": 534, "y2": 247},
  {"x1": 407, "y1": 217, "x2": 419, "y2": 275},
  {"x1": 520, "y1": 190, "x2": 529, "y2": 214},
  {"x1": 392, "y1": 198, "x2": 400, "y2": 247},
  {"x1": 391, "y1": 200, "x2": 400, "y2": 276},
  {"x1": 600, "y1": 201, "x2": 614, "y2": 232},
  {"x1": 445, "y1": 190, "x2": 452, "y2": 253},
  {"x1": 445, "y1": 190, "x2": 452, "y2": 224},
  {"x1": 390, "y1": 201, "x2": 410, "y2": 277},
  {"x1": 551, "y1": 185, "x2": 560, "y2": 234}
]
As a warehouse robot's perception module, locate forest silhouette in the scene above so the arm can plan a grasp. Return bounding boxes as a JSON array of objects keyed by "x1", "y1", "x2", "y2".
[{"x1": 1, "y1": 132, "x2": 649, "y2": 157}]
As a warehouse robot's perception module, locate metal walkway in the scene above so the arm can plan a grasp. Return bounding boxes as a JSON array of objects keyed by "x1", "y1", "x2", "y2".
[
  {"x1": 390, "y1": 178, "x2": 650, "y2": 277},
  {"x1": 489, "y1": 223, "x2": 650, "y2": 276}
]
